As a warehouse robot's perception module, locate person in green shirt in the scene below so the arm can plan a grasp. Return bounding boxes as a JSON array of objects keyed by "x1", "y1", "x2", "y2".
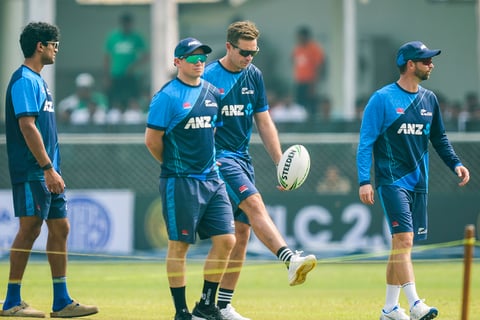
[{"x1": 103, "y1": 12, "x2": 148, "y2": 116}]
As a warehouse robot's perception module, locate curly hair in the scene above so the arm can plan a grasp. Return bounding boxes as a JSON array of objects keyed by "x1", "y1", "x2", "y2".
[
  {"x1": 20, "y1": 22, "x2": 60, "y2": 58},
  {"x1": 226, "y1": 20, "x2": 260, "y2": 45}
]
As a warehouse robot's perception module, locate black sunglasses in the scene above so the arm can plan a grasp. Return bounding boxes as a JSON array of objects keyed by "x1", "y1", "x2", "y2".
[
  {"x1": 229, "y1": 42, "x2": 260, "y2": 57},
  {"x1": 43, "y1": 41, "x2": 59, "y2": 49}
]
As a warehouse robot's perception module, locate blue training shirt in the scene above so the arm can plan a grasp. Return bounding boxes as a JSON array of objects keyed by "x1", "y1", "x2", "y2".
[
  {"x1": 147, "y1": 78, "x2": 222, "y2": 180},
  {"x1": 203, "y1": 60, "x2": 268, "y2": 161},
  {"x1": 5, "y1": 65, "x2": 61, "y2": 184},
  {"x1": 356, "y1": 83, "x2": 462, "y2": 193}
]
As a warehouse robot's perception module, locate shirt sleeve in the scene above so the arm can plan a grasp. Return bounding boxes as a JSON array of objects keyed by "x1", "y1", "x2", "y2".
[{"x1": 356, "y1": 92, "x2": 384, "y2": 185}]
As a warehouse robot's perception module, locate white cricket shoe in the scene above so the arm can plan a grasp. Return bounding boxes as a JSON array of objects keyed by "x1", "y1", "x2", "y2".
[
  {"x1": 288, "y1": 250, "x2": 317, "y2": 286},
  {"x1": 380, "y1": 305, "x2": 409, "y2": 320},
  {"x1": 219, "y1": 304, "x2": 250, "y2": 320},
  {"x1": 409, "y1": 300, "x2": 438, "y2": 320}
]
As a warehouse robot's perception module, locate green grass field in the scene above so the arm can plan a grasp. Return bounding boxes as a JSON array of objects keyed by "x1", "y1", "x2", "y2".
[{"x1": 0, "y1": 258, "x2": 479, "y2": 319}]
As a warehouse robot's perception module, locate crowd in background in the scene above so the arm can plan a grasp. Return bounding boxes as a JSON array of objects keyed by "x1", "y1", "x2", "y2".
[
  {"x1": 57, "y1": 13, "x2": 480, "y2": 133},
  {"x1": 58, "y1": 12, "x2": 149, "y2": 125}
]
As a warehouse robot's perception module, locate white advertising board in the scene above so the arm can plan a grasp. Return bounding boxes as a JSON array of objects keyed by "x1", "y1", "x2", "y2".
[{"x1": 0, "y1": 190, "x2": 134, "y2": 256}]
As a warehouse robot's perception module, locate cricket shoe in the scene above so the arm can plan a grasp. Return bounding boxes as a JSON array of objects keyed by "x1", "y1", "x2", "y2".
[
  {"x1": 409, "y1": 300, "x2": 438, "y2": 320},
  {"x1": 288, "y1": 250, "x2": 317, "y2": 286},
  {"x1": 192, "y1": 303, "x2": 223, "y2": 320},
  {"x1": 380, "y1": 304, "x2": 409, "y2": 320},
  {"x1": 175, "y1": 308, "x2": 192, "y2": 320},
  {"x1": 219, "y1": 304, "x2": 250, "y2": 320},
  {"x1": 50, "y1": 300, "x2": 98, "y2": 318},
  {"x1": 1, "y1": 301, "x2": 45, "y2": 318}
]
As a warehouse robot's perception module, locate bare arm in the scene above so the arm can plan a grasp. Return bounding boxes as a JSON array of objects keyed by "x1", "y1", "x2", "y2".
[
  {"x1": 145, "y1": 127, "x2": 165, "y2": 163},
  {"x1": 254, "y1": 111, "x2": 283, "y2": 165},
  {"x1": 19, "y1": 116, "x2": 64, "y2": 194}
]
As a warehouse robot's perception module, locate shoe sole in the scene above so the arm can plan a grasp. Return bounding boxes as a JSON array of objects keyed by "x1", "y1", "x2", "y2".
[
  {"x1": 0, "y1": 312, "x2": 45, "y2": 318},
  {"x1": 50, "y1": 310, "x2": 98, "y2": 318},
  {"x1": 414, "y1": 310, "x2": 438, "y2": 320},
  {"x1": 380, "y1": 315, "x2": 408, "y2": 320},
  {"x1": 289, "y1": 257, "x2": 317, "y2": 286}
]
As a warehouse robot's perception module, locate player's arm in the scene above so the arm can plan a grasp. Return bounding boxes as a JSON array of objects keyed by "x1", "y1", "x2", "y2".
[
  {"x1": 18, "y1": 116, "x2": 65, "y2": 194},
  {"x1": 254, "y1": 111, "x2": 282, "y2": 165},
  {"x1": 145, "y1": 127, "x2": 165, "y2": 163},
  {"x1": 356, "y1": 94, "x2": 383, "y2": 205}
]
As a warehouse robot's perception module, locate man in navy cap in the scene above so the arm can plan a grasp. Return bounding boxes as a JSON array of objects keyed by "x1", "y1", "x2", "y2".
[
  {"x1": 357, "y1": 41, "x2": 470, "y2": 320},
  {"x1": 145, "y1": 37, "x2": 235, "y2": 320}
]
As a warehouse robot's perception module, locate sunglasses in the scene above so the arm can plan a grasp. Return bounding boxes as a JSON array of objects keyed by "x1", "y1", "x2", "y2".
[
  {"x1": 229, "y1": 42, "x2": 260, "y2": 57},
  {"x1": 413, "y1": 58, "x2": 432, "y2": 66},
  {"x1": 180, "y1": 54, "x2": 208, "y2": 64},
  {"x1": 43, "y1": 41, "x2": 59, "y2": 49}
]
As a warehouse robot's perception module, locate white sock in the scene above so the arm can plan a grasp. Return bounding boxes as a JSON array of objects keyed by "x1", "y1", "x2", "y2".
[
  {"x1": 383, "y1": 284, "x2": 401, "y2": 312},
  {"x1": 402, "y1": 282, "x2": 420, "y2": 309}
]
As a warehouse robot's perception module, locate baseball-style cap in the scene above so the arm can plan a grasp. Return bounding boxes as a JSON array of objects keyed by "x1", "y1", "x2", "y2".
[
  {"x1": 396, "y1": 41, "x2": 441, "y2": 67},
  {"x1": 174, "y1": 37, "x2": 212, "y2": 58},
  {"x1": 75, "y1": 73, "x2": 94, "y2": 88}
]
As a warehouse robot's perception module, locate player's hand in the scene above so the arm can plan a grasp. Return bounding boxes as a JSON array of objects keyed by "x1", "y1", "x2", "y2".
[
  {"x1": 359, "y1": 184, "x2": 374, "y2": 205},
  {"x1": 276, "y1": 185, "x2": 287, "y2": 191},
  {"x1": 44, "y1": 169, "x2": 65, "y2": 194},
  {"x1": 455, "y1": 165, "x2": 470, "y2": 187}
]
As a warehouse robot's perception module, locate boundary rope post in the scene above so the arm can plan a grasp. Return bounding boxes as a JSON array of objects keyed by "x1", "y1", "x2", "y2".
[{"x1": 461, "y1": 224, "x2": 475, "y2": 320}]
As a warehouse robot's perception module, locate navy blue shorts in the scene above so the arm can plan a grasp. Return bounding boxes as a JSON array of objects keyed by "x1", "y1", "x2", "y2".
[
  {"x1": 217, "y1": 157, "x2": 259, "y2": 225},
  {"x1": 12, "y1": 181, "x2": 67, "y2": 220},
  {"x1": 159, "y1": 177, "x2": 235, "y2": 244},
  {"x1": 377, "y1": 185, "x2": 428, "y2": 241}
]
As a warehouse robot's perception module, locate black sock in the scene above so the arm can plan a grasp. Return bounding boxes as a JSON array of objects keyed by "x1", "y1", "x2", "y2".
[
  {"x1": 276, "y1": 246, "x2": 294, "y2": 268},
  {"x1": 198, "y1": 280, "x2": 218, "y2": 309},
  {"x1": 217, "y1": 288, "x2": 234, "y2": 309},
  {"x1": 170, "y1": 286, "x2": 188, "y2": 314}
]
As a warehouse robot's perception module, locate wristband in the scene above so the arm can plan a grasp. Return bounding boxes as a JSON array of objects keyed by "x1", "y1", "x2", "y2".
[{"x1": 41, "y1": 162, "x2": 53, "y2": 171}]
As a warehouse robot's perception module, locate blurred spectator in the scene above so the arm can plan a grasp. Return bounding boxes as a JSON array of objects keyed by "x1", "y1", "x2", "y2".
[
  {"x1": 103, "y1": 12, "x2": 149, "y2": 122},
  {"x1": 355, "y1": 96, "x2": 369, "y2": 120},
  {"x1": 464, "y1": 91, "x2": 480, "y2": 120},
  {"x1": 318, "y1": 96, "x2": 332, "y2": 121},
  {"x1": 292, "y1": 25, "x2": 325, "y2": 122},
  {"x1": 269, "y1": 91, "x2": 308, "y2": 123},
  {"x1": 456, "y1": 91, "x2": 479, "y2": 131},
  {"x1": 58, "y1": 73, "x2": 108, "y2": 125},
  {"x1": 316, "y1": 165, "x2": 351, "y2": 195}
]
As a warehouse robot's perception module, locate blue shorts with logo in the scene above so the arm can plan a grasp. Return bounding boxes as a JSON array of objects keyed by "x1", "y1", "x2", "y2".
[
  {"x1": 12, "y1": 181, "x2": 67, "y2": 220},
  {"x1": 159, "y1": 176, "x2": 235, "y2": 244},
  {"x1": 217, "y1": 157, "x2": 259, "y2": 225},
  {"x1": 377, "y1": 185, "x2": 428, "y2": 241}
]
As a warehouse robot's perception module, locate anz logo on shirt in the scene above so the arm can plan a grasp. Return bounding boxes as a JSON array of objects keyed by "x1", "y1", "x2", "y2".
[
  {"x1": 43, "y1": 99, "x2": 55, "y2": 113},
  {"x1": 221, "y1": 103, "x2": 254, "y2": 117},
  {"x1": 221, "y1": 104, "x2": 244, "y2": 116},
  {"x1": 397, "y1": 122, "x2": 431, "y2": 135},
  {"x1": 184, "y1": 115, "x2": 215, "y2": 129}
]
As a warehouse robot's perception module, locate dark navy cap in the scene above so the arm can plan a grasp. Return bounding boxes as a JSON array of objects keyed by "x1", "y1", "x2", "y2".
[
  {"x1": 396, "y1": 41, "x2": 441, "y2": 67},
  {"x1": 174, "y1": 37, "x2": 212, "y2": 58}
]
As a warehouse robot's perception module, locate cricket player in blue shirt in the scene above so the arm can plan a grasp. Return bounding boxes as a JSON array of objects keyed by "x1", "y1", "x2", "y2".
[{"x1": 357, "y1": 41, "x2": 470, "y2": 320}]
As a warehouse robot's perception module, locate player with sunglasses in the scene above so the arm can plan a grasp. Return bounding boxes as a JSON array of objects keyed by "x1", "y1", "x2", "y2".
[
  {"x1": 2, "y1": 21, "x2": 98, "y2": 318},
  {"x1": 203, "y1": 20, "x2": 317, "y2": 320},
  {"x1": 146, "y1": 37, "x2": 236, "y2": 320},
  {"x1": 357, "y1": 41, "x2": 470, "y2": 320}
]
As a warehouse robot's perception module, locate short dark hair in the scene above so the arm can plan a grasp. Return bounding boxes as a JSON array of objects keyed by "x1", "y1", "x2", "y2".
[
  {"x1": 297, "y1": 26, "x2": 312, "y2": 38},
  {"x1": 19, "y1": 22, "x2": 60, "y2": 58}
]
